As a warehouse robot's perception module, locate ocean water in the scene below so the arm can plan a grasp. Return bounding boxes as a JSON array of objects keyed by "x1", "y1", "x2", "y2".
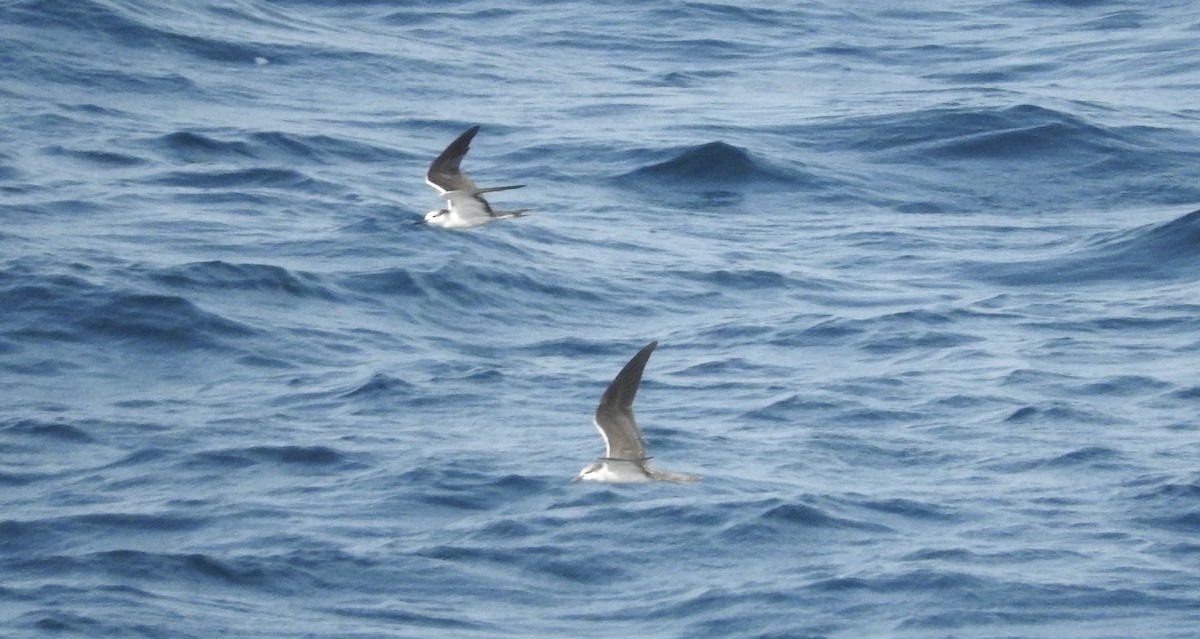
[{"x1": 2, "y1": 0, "x2": 1200, "y2": 637}]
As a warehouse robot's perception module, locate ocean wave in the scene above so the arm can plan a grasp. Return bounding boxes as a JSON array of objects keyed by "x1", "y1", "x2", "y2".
[
  {"x1": 0, "y1": 158, "x2": 19, "y2": 184},
  {"x1": 1001, "y1": 403, "x2": 1119, "y2": 427},
  {"x1": 843, "y1": 104, "x2": 1127, "y2": 159},
  {"x1": 338, "y1": 264, "x2": 604, "y2": 315},
  {"x1": 928, "y1": 106, "x2": 1116, "y2": 161},
  {"x1": 1132, "y1": 476, "x2": 1200, "y2": 533},
  {"x1": 718, "y1": 496, "x2": 893, "y2": 544},
  {"x1": 1093, "y1": 208, "x2": 1200, "y2": 264},
  {"x1": 0, "y1": 272, "x2": 251, "y2": 350},
  {"x1": 668, "y1": 267, "x2": 793, "y2": 290},
  {"x1": 83, "y1": 292, "x2": 256, "y2": 348},
  {"x1": 154, "y1": 130, "x2": 396, "y2": 165},
  {"x1": 829, "y1": 102, "x2": 1200, "y2": 210},
  {"x1": 340, "y1": 372, "x2": 416, "y2": 399},
  {"x1": 422, "y1": 540, "x2": 620, "y2": 585},
  {"x1": 1075, "y1": 374, "x2": 1172, "y2": 397},
  {"x1": 337, "y1": 267, "x2": 422, "y2": 296},
  {"x1": 81, "y1": 550, "x2": 284, "y2": 588},
  {"x1": 227, "y1": 445, "x2": 347, "y2": 467},
  {"x1": 399, "y1": 467, "x2": 548, "y2": 512},
  {"x1": 11, "y1": 0, "x2": 280, "y2": 65},
  {"x1": 151, "y1": 167, "x2": 319, "y2": 190},
  {"x1": 970, "y1": 208, "x2": 1200, "y2": 285},
  {"x1": 155, "y1": 131, "x2": 257, "y2": 161},
  {"x1": 43, "y1": 145, "x2": 147, "y2": 168},
  {"x1": 1, "y1": 417, "x2": 94, "y2": 443},
  {"x1": 2, "y1": 271, "x2": 255, "y2": 350},
  {"x1": 148, "y1": 261, "x2": 338, "y2": 300},
  {"x1": 325, "y1": 604, "x2": 488, "y2": 631},
  {"x1": 1003, "y1": 445, "x2": 1126, "y2": 471},
  {"x1": 860, "y1": 498, "x2": 962, "y2": 522},
  {"x1": 741, "y1": 393, "x2": 844, "y2": 423},
  {"x1": 521, "y1": 336, "x2": 621, "y2": 358},
  {"x1": 771, "y1": 308, "x2": 988, "y2": 357},
  {"x1": 809, "y1": 568, "x2": 991, "y2": 595},
  {"x1": 0, "y1": 512, "x2": 204, "y2": 558},
  {"x1": 620, "y1": 141, "x2": 798, "y2": 185}
]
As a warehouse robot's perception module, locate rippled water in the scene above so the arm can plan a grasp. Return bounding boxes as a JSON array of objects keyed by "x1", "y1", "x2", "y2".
[{"x1": 3, "y1": 1, "x2": 1200, "y2": 637}]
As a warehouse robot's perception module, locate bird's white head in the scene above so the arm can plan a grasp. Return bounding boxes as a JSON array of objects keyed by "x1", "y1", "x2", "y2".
[
  {"x1": 572, "y1": 461, "x2": 603, "y2": 482},
  {"x1": 422, "y1": 208, "x2": 451, "y2": 227}
]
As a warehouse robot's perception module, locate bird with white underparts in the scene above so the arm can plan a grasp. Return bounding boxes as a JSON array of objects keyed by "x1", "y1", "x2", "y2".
[
  {"x1": 574, "y1": 341, "x2": 700, "y2": 483},
  {"x1": 416, "y1": 125, "x2": 530, "y2": 229}
]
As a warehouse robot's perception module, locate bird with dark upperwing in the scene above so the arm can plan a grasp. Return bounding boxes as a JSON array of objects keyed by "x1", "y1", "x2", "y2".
[
  {"x1": 574, "y1": 341, "x2": 700, "y2": 483},
  {"x1": 416, "y1": 125, "x2": 530, "y2": 229}
]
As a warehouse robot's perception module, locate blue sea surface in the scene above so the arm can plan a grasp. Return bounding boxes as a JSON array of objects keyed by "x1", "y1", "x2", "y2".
[{"x1": 3, "y1": 1, "x2": 1200, "y2": 637}]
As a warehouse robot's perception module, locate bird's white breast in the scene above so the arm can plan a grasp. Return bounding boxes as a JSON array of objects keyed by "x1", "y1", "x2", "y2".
[{"x1": 576, "y1": 460, "x2": 652, "y2": 483}]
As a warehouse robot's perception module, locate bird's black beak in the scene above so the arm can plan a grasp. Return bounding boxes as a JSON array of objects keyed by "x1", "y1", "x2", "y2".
[{"x1": 411, "y1": 218, "x2": 427, "y2": 225}]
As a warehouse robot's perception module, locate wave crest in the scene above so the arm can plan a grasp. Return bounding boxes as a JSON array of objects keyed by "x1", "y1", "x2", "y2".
[
  {"x1": 622, "y1": 141, "x2": 795, "y2": 184},
  {"x1": 973, "y1": 209, "x2": 1200, "y2": 285}
]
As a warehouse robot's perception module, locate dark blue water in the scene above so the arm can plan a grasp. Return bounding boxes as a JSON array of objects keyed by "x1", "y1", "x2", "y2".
[{"x1": 3, "y1": 1, "x2": 1200, "y2": 637}]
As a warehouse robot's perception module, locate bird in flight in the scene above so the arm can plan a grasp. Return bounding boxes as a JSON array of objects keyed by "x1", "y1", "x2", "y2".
[
  {"x1": 575, "y1": 341, "x2": 700, "y2": 483},
  {"x1": 418, "y1": 125, "x2": 530, "y2": 229}
]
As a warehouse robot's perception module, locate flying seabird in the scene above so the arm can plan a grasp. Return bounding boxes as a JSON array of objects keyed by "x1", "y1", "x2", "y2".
[
  {"x1": 574, "y1": 341, "x2": 700, "y2": 483},
  {"x1": 417, "y1": 125, "x2": 530, "y2": 229}
]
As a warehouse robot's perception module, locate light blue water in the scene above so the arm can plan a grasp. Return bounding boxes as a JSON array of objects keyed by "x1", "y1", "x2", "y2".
[{"x1": 3, "y1": 1, "x2": 1200, "y2": 637}]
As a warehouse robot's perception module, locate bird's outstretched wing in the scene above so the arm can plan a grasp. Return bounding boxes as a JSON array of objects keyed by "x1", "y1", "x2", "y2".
[
  {"x1": 426, "y1": 125, "x2": 481, "y2": 193},
  {"x1": 593, "y1": 341, "x2": 656, "y2": 460}
]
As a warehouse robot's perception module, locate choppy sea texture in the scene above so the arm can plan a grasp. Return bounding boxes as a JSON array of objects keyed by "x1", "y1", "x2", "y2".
[{"x1": 3, "y1": 1, "x2": 1200, "y2": 637}]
